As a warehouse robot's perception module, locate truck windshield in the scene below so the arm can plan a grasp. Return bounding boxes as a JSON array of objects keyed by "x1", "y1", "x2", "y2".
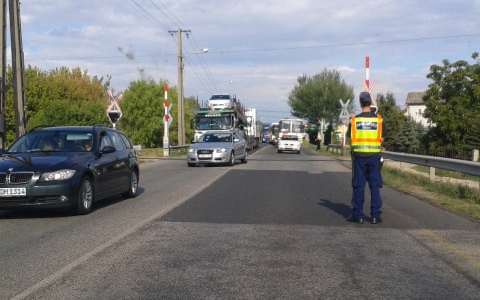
[{"x1": 196, "y1": 116, "x2": 232, "y2": 130}]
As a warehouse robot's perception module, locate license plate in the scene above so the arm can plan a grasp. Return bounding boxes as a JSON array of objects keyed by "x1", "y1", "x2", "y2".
[
  {"x1": 0, "y1": 188, "x2": 27, "y2": 197},
  {"x1": 198, "y1": 154, "x2": 212, "y2": 158}
]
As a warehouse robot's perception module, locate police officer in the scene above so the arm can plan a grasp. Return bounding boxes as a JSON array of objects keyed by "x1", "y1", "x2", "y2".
[{"x1": 346, "y1": 92, "x2": 387, "y2": 224}]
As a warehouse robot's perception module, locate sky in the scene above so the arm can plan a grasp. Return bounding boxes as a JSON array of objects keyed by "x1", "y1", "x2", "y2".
[{"x1": 13, "y1": 0, "x2": 480, "y2": 123}]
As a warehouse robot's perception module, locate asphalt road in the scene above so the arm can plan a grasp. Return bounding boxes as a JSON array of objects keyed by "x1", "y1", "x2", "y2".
[{"x1": 1, "y1": 144, "x2": 480, "y2": 300}]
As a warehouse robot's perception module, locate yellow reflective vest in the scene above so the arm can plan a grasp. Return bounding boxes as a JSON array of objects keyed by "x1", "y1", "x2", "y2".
[{"x1": 350, "y1": 115, "x2": 383, "y2": 153}]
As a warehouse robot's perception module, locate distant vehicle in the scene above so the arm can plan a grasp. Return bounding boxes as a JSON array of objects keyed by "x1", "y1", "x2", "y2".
[
  {"x1": 191, "y1": 94, "x2": 247, "y2": 143},
  {"x1": 261, "y1": 123, "x2": 270, "y2": 143},
  {"x1": 268, "y1": 122, "x2": 280, "y2": 146},
  {"x1": 244, "y1": 108, "x2": 260, "y2": 150},
  {"x1": 187, "y1": 130, "x2": 248, "y2": 167},
  {"x1": 278, "y1": 118, "x2": 305, "y2": 143},
  {"x1": 277, "y1": 134, "x2": 301, "y2": 154},
  {"x1": 0, "y1": 125, "x2": 139, "y2": 215}
]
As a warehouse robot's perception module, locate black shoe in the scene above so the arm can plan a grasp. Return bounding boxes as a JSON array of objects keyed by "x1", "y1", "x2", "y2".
[
  {"x1": 370, "y1": 217, "x2": 382, "y2": 224},
  {"x1": 346, "y1": 215, "x2": 365, "y2": 224}
]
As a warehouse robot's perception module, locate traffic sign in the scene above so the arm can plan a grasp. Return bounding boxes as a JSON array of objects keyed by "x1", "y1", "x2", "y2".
[
  {"x1": 339, "y1": 99, "x2": 351, "y2": 125},
  {"x1": 106, "y1": 89, "x2": 123, "y2": 127}
]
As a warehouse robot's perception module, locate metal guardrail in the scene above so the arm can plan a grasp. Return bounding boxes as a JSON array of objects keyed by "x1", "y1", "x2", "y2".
[
  {"x1": 382, "y1": 151, "x2": 480, "y2": 177},
  {"x1": 326, "y1": 144, "x2": 480, "y2": 191}
]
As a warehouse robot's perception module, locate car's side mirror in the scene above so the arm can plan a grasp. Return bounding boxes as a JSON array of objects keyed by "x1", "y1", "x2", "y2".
[{"x1": 100, "y1": 145, "x2": 116, "y2": 154}]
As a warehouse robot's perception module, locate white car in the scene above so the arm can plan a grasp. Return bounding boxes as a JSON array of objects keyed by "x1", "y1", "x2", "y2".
[
  {"x1": 187, "y1": 131, "x2": 248, "y2": 167},
  {"x1": 277, "y1": 134, "x2": 301, "y2": 154}
]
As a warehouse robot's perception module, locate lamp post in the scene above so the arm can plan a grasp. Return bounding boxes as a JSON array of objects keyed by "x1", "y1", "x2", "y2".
[{"x1": 177, "y1": 47, "x2": 208, "y2": 146}]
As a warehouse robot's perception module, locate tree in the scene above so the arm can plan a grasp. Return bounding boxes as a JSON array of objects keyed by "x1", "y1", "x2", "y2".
[
  {"x1": 4, "y1": 65, "x2": 108, "y2": 145},
  {"x1": 120, "y1": 79, "x2": 198, "y2": 147},
  {"x1": 120, "y1": 79, "x2": 168, "y2": 148},
  {"x1": 423, "y1": 52, "x2": 480, "y2": 152},
  {"x1": 287, "y1": 69, "x2": 354, "y2": 125},
  {"x1": 393, "y1": 119, "x2": 425, "y2": 153},
  {"x1": 376, "y1": 92, "x2": 407, "y2": 150}
]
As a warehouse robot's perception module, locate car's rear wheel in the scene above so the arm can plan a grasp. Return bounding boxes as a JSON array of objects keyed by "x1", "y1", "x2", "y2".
[
  {"x1": 227, "y1": 151, "x2": 235, "y2": 166},
  {"x1": 122, "y1": 170, "x2": 138, "y2": 198},
  {"x1": 76, "y1": 177, "x2": 93, "y2": 215}
]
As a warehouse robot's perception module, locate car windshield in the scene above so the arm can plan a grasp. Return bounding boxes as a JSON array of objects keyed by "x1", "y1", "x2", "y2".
[
  {"x1": 200, "y1": 133, "x2": 232, "y2": 143},
  {"x1": 196, "y1": 116, "x2": 231, "y2": 130},
  {"x1": 6, "y1": 130, "x2": 94, "y2": 153}
]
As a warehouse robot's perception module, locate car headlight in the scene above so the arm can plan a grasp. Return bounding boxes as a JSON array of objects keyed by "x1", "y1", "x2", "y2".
[
  {"x1": 215, "y1": 148, "x2": 227, "y2": 153},
  {"x1": 188, "y1": 148, "x2": 195, "y2": 153},
  {"x1": 40, "y1": 170, "x2": 76, "y2": 181}
]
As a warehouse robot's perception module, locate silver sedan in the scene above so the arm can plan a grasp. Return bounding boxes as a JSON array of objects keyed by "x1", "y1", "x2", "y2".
[{"x1": 187, "y1": 131, "x2": 248, "y2": 167}]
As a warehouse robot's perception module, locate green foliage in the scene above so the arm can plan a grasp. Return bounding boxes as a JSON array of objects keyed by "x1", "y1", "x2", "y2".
[
  {"x1": 4, "y1": 65, "x2": 108, "y2": 145},
  {"x1": 3, "y1": 63, "x2": 198, "y2": 149},
  {"x1": 393, "y1": 119, "x2": 425, "y2": 152},
  {"x1": 376, "y1": 92, "x2": 407, "y2": 150},
  {"x1": 28, "y1": 99, "x2": 106, "y2": 128},
  {"x1": 424, "y1": 52, "x2": 480, "y2": 152},
  {"x1": 288, "y1": 68, "x2": 354, "y2": 124},
  {"x1": 120, "y1": 79, "x2": 168, "y2": 148},
  {"x1": 119, "y1": 79, "x2": 197, "y2": 147}
]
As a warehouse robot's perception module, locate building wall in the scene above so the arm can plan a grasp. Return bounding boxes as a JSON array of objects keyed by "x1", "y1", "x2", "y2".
[{"x1": 406, "y1": 104, "x2": 430, "y2": 125}]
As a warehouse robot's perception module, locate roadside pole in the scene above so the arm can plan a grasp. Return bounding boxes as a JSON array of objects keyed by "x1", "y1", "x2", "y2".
[
  {"x1": 362, "y1": 56, "x2": 378, "y2": 113},
  {"x1": 339, "y1": 99, "x2": 351, "y2": 156},
  {"x1": 163, "y1": 83, "x2": 172, "y2": 157}
]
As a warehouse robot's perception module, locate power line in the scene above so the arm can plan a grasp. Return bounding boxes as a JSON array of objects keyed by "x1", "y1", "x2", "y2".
[
  {"x1": 25, "y1": 32, "x2": 480, "y2": 62},
  {"x1": 202, "y1": 33, "x2": 480, "y2": 55},
  {"x1": 150, "y1": 0, "x2": 186, "y2": 29}
]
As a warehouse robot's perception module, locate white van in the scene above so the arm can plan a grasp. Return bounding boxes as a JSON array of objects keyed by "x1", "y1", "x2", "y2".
[{"x1": 277, "y1": 133, "x2": 301, "y2": 154}]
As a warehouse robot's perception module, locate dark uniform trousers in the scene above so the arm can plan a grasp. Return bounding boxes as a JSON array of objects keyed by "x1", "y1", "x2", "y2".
[{"x1": 351, "y1": 153, "x2": 383, "y2": 219}]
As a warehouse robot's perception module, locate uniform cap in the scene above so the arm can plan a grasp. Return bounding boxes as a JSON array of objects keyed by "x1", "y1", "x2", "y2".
[
  {"x1": 359, "y1": 92, "x2": 372, "y2": 107},
  {"x1": 359, "y1": 92, "x2": 371, "y2": 103}
]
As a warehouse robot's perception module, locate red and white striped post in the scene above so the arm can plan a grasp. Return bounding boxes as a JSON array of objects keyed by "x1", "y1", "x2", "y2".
[
  {"x1": 362, "y1": 56, "x2": 377, "y2": 108},
  {"x1": 163, "y1": 83, "x2": 170, "y2": 157},
  {"x1": 365, "y1": 56, "x2": 370, "y2": 90}
]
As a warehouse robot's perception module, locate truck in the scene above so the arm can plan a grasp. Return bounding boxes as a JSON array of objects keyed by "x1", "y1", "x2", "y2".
[
  {"x1": 244, "y1": 108, "x2": 260, "y2": 150},
  {"x1": 261, "y1": 123, "x2": 270, "y2": 143},
  {"x1": 191, "y1": 94, "x2": 247, "y2": 143},
  {"x1": 268, "y1": 122, "x2": 280, "y2": 146}
]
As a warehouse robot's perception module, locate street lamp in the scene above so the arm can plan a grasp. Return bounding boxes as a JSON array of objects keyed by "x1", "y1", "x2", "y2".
[{"x1": 178, "y1": 48, "x2": 208, "y2": 146}]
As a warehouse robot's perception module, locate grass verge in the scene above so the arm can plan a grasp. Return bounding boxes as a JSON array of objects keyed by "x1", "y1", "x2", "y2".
[{"x1": 136, "y1": 147, "x2": 187, "y2": 158}]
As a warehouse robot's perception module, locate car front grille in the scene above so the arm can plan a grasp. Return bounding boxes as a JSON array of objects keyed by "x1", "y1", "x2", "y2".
[
  {"x1": 0, "y1": 172, "x2": 34, "y2": 184},
  {"x1": 197, "y1": 149, "x2": 214, "y2": 154}
]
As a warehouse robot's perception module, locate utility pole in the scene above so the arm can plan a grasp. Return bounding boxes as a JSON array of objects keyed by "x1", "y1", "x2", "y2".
[
  {"x1": 0, "y1": 0, "x2": 6, "y2": 149},
  {"x1": 0, "y1": 0, "x2": 25, "y2": 144},
  {"x1": 169, "y1": 28, "x2": 190, "y2": 146},
  {"x1": 9, "y1": 0, "x2": 25, "y2": 139}
]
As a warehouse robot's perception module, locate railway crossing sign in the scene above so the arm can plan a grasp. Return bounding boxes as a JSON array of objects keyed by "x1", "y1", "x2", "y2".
[
  {"x1": 164, "y1": 103, "x2": 173, "y2": 128},
  {"x1": 339, "y1": 99, "x2": 351, "y2": 125},
  {"x1": 106, "y1": 89, "x2": 123, "y2": 128}
]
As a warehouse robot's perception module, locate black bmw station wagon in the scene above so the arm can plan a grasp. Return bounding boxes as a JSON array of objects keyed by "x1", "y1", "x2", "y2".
[{"x1": 0, "y1": 125, "x2": 139, "y2": 215}]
